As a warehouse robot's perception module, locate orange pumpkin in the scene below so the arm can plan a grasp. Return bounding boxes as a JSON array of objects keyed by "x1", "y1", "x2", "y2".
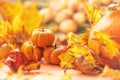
[
  {"x1": 88, "y1": 9, "x2": 120, "y2": 69},
  {"x1": 43, "y1": 45, "x2": 67, "y2": 64},
  {"x1": 21, "y1": 41, "x2": 43, "y2": 61},
  {"x1": 31, "y1": 28, "x2": 55, "y2": 47}
]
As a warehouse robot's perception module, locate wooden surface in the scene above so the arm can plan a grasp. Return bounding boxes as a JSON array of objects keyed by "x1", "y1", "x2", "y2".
[
  {"x1": 0, "y1": 61, "x2": 113, "y2": 80},
  {"x1": 23, "y1": 62, "x2": 113, "y2": 80}
]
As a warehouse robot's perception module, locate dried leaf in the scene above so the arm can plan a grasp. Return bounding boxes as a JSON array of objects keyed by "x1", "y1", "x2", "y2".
[
  {"x1": 74, "y1": 55, "x2": 103, "y2": 75},
  {"x1": 23, "y1": 62, "x2": 41, "y2": 72},
  {"x1": 5, "y1": 51, "x2": 28, "y2": 72}
]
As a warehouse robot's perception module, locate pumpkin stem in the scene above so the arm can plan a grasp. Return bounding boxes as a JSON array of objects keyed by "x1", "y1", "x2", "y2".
[
  {"x1": 54, "y1": 44, "x2": 57, "y2": 49},
  {"x1": 42, "y1": 27, "x2": 44, "y2": 32}
]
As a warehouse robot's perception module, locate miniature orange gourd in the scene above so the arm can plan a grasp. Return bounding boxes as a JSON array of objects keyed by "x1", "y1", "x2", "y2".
[
  {"x1": 21, "y1": 41, "x2": 43, "y2": 61},
  {"x1": 43, "y1": 44, "x2": 67, "y2": 65},
  {"x1": 31, "y1": 28, "x2": 55, "y2": 47}
]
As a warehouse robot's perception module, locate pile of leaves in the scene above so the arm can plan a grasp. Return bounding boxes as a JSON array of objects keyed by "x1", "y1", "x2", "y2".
[
  {"x1": 58, "y1": 3, "x2": 102, "y2": 74},
  {"x1": 0, "y1": 1, "x2": 42, "y2": 49}
]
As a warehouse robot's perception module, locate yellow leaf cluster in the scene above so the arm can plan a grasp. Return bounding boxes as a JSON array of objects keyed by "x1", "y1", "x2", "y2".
[
  {"x1": 0, "y1": 20, "x2": 13, "y2": 39},
  {"x1": 84, "y1": 3, "x2": 102, "y2": 27},
  {"x1": 59, "y1": 50, "x2": 75, "y2": 68},
  {"x1": 94, "y1": 32, "x2": 120, "y2": 59},
  {"x1": 67, "y1": 32, "x2": 88, "y2": 46},
  {"x1": 12, "y1": 4, "x2": 42, "y2": 35},
  {"x1": 0, "y1": 1, "x2": 42, "y2": 49},
  {"x1": 1, "y1": 1, "x2": 23, "y2": 22},
  {"x1": 59, "y1": 32, "x2": 96, "y2": 68}
]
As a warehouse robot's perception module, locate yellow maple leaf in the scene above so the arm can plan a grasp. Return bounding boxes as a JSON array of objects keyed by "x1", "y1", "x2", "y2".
[
  {"x1": 94, "y1": 32, "x2": 120, "y2": 59},
  {"x1": 0, "y1": 20, "x2": 13, "y2": 38},
  {"x1": 84, "y1": 3, "x2": 102, "y2": 27},
  {"x1": 67, "y1": 32, "x2": 88, "y2": 46},
  {"x1": 2, "y1": 1, "x2": 23, "y2": 22},
  {"x1": 59, "y1": 32, "x2": 95, "y2": 68},
  {"x1": 59, "y1": 50, "x2": 75, "y2": 68},
  {"x1": 0, "y1": 20, "x2": 29, "y2": 49},
  {"x1": 12, "y1": 4, "x2": 42, "y2": 35},
  {"x1": 12, "y1": 5, "x2": 41, "y2": 35},
  {"x1": 0, "y1": 2, "x2": 41, "y2": 49},
  {"x1": 59, "y1": 43, "x2": 95, "y2": 69}
]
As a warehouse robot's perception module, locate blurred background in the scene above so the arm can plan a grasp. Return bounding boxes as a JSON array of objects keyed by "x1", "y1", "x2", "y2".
[{"x1": 0, "y1": 0, "x2": 120, "y2": 47}]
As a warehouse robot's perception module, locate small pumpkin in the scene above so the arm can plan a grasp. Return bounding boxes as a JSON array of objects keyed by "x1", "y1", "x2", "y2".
[
  {"x1": 21, "y1": 41, "x2": 43, "y2": 61},
  {"x1": 31, "y1": 28, "x2": 55, "y2": 47},
  {"x1": 43, "y1": 44, "x2": 67, "y2": 65}
]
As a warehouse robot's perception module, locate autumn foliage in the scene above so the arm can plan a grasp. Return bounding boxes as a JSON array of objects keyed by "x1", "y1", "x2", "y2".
[
  {"x1": 0, "y1": 1, "x2": 42, "y2": 72},
  {"x1": 0, "y1": 1, "x2": 42, "y2": 49},
  {"x1": 88, "y1": 9, "x2": 120, "y2": 68}
]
